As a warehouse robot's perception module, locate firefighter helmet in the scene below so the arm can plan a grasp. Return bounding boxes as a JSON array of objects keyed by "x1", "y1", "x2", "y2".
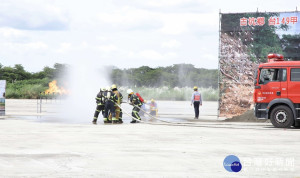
[
  {"x1": 127, "y1": 89, "x2": 134, "y2": 94},
  {"x1": 111, "y1": 84, "x2": 117, "y2": 90}
]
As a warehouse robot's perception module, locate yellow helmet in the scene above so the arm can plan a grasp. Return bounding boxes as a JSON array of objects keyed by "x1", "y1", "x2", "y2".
[
  {"x1": 193, "y1": 86, "x2": 198, "y2": 90},
  {"x1": 127, "y1": 89, "x2": 134, "y2": 94},
  {"x1": 151, "y1": 99, "x2": 155, "y2": 102},
  {"x1": 111, "y1": 84, "x2": 117, "y2": 90},
  {"x1": 144, "y1": 100, "x2": 147, "y2": 103}
]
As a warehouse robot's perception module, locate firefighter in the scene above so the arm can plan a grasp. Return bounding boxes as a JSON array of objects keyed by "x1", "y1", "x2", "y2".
[
  {"x1": 127, "y1": 89, "x2": 143, "y2": 123},
  {"x1": 103, "y1": 86, "x2": 118, "y2": 124},
  {"x1": 191, "y1": 86, "x2": 202, "y2": 119},
  {"x1": 92, "y1": 87, "x2": 106, "y2": 124},
  {"x1": 111, "y1": 84, "x2": 123, "y2": 123},
  {"x1": 149, "y1": 99, "x2": 158, "y2": 116}
]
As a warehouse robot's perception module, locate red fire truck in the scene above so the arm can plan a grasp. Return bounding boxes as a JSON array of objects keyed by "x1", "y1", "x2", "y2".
[{"x1": 254, "y1": 53, "x2": 300, "y2": 128}]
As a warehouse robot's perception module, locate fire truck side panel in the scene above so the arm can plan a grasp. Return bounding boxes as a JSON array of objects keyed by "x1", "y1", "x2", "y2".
[
  {"x1": 280, "y1": 68, "x2": 288, "y2": 98},
  {"x1": 287, "y1": 68, "x2": 300, "y2": 103}
]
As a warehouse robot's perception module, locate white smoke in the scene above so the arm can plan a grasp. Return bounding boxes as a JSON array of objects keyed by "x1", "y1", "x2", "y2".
[{"x1": 58, "y1": 63, "x2": 110, "y2": 123}]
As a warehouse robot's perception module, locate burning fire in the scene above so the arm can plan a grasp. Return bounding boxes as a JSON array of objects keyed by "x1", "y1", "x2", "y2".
[{"x1": 45, "y1": 80, "x2": 69, "y2": 95}]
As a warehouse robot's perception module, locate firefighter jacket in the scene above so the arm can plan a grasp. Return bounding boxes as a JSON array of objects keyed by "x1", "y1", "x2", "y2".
[
  {"x1": 129, "y1": 94, "x2": 142, "y2": 107},
  {"x1": 95, "y1": 91, "x2": 104, "y2": 105}
]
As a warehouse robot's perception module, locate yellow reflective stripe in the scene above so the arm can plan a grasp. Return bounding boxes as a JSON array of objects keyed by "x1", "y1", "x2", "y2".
[{"x1": 133, "y1": 111, "x2": 141, "y2": 120}]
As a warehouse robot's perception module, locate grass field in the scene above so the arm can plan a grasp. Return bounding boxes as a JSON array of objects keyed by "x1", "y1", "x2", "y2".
[{"x1": 119, "y1": 86, "x2": 218, "y2": 101}]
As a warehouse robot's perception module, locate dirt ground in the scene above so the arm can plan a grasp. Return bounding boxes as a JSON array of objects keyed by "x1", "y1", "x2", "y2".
[{"x1": 0, "y1": 99, "x2": 299, "y2": 177}]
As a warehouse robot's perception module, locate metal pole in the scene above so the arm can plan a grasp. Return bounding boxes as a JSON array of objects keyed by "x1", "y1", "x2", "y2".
[
  {"x1": 37, "y1": 96, "x2": 39, "y2": 113},
  {"x1": 40, "y1": 92, "x2": 42, "y2": 113},
  {"x1": 217, "y1": 9, "x2": 222, "y2": 119}
]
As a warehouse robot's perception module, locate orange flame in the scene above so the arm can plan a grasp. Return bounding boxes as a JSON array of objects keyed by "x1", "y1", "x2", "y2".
[{"x1": 45, "y1": 80, "x2": 69, "y2": 95}]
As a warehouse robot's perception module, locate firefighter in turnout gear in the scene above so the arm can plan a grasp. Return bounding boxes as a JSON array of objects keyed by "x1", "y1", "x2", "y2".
[
  {"x1": 127, "y1": 89, "x2": 143, "y2": 123},
  {"x1": 92, "y1": 87, "x2": 106, "y2": 124},
  {"x1": 191, "y1": 86, "x2": 202, "y2": 119},
  {"x1": 110, "y1": 84, "x2": 123, "y2": 123},
  {"x1": 103, "y1": 86, "x2": 118, "y2": 123},
  {"x1": 149, "y1": 99, "x2": 158, "y2": 116}
]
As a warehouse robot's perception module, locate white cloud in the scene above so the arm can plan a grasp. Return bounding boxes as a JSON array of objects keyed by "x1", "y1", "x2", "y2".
[
  {"x1": 139, "y1": 0, "x2": 194, "y2": 7},
  {"x1": 161, "y1": 39, "x2": 181, "y2": 48},
  {"x1": 0, "y1": 27, "x2": 24, "y2": 38},
  {"x1": 159, "y1": 12, "x2": 218, "y2": 35},
  {"x1": 96, "y1": 7, "x2": 149, "y2": 25},
  {"x1": 98, "y1": 44, "x2": 118, "y2": 52},
  {"x1": 0, "y1": 41, "x2": 48, "y2": 51},
  {"x1": 138, "y1": 50, "x2": 163, "y2": 60},
  {"x1": 24, "y1": 42, "x2": 48, "y2": 50},
  {"x1": 0, "y1": 0, "x2": 69, "y2": 30},
  {"x1": 2, "y1": 0, "x2": 300, "y2": 72},
  {"x1": 57, "y1": 42, "x2": 72, "y2": 53},
  {"x1": 129, "y1": 49, "x2": 178, "y2": 60},
  {"x1": 95, "y1": 5, "x2": 217, "y2": 35}
]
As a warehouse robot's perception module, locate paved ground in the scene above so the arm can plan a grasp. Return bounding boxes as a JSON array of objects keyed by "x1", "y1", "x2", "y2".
[{"x1": 0, "y1": 99, "x2": 299, "y2": 177}]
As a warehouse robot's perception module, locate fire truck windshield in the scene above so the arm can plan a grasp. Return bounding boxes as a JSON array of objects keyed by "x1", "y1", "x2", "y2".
[{"x1": 259, "y1": 68, "x2": 280, "y2": 84}]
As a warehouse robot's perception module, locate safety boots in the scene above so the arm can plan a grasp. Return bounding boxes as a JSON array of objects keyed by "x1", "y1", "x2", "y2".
[{"x1": 130, "y1": 119, "x2": 140, "y2": 123}]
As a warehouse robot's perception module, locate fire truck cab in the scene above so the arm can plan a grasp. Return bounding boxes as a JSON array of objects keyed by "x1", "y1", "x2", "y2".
[{"x1": 254, "y1": 53, "x2": 300, "y2": 128}]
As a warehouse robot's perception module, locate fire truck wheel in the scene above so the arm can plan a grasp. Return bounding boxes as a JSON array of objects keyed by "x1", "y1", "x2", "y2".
[{"x1": 270, "y1": 105, "x2": 294, "y2": 128}]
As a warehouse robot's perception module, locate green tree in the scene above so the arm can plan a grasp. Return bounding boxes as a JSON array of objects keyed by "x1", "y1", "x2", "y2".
[
  {"x1": 110, "y1": 64, "x2": 218, "y2": 88},
  {"x1": 281, "y1": 34, "x2": 300, "y2": 60}
]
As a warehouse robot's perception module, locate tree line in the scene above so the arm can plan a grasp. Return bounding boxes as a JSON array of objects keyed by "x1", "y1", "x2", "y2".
[
  {"x1": 0, "y1": 63, "x2": 67, "y2": 83},
  {"x1": 110, "y1": 64, "x2": 218, "y2": 88},
  {"x1": 0, "y1": 63, "x2": 218, "y2": 98},
  {"x1": 0, "y1": 63, "x2": 68, "y2": 98}
]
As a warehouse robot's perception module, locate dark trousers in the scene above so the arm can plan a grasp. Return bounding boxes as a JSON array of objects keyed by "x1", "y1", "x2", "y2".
[
  {"x1": 104, "y1": 101, "x2": 116, "y2": 119},
  {"x1": 94, "y1": 104, "x2": 105, "y2": 119},
  {"x1": 193, "y1": 101, "x2": 200, "y2": 118},
  {"x1": 132, "y1": 106, "x2": 141, "y2": 120}
]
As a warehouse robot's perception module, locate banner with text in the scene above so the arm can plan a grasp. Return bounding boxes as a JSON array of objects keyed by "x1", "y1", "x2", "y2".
[{"x1": 219, "y1": 11, "x2": 300, "y2": 117}]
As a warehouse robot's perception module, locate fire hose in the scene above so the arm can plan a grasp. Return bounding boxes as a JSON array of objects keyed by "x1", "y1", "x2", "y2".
[
  {"x1": 115, "y1": 102, "x2": 196, "y2": 125},
  {"x1": 114, "y1": 102, "x2": 271, "y2": 130},
  {"x1": 114, "y1": 102, "x2": 145, "y2": 123}
]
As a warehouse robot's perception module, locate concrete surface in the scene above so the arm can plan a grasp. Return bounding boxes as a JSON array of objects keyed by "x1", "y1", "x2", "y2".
[{"x1": 0, "y1": 99, "x2": 299, "y2": 177}]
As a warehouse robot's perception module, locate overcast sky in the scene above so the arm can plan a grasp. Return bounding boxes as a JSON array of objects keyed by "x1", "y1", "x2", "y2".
[{"x1": 0, "y1": 0, "x2": 299, "y2": 72}]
